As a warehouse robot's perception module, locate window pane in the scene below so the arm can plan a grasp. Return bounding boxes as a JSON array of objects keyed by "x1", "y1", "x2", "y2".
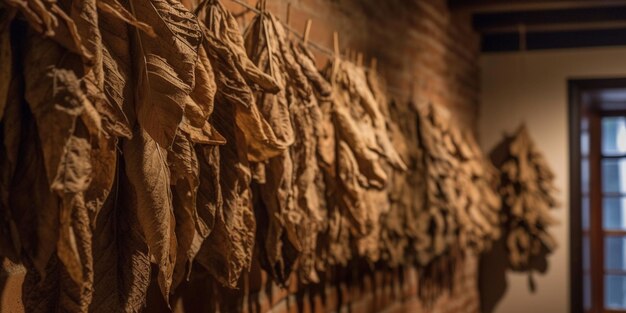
[
  {"x1": 582, "y1": 158, "x2": 590, "y2": 194},
  {"x1": 605, "y1": 236, "x2": 626, "y2": 271},
  {"x1": 583, "y1": 235, "x2": 590, "y2": 270},
  {"x1": 605, "y1": 274, "x2": 626, "y2": 309},
  {"x1": 602, "y1": 158, "x2": 626, "y2": 194},
  {"x1": 604, "y1": 197, "x2": 626, "y2": 230},
  {"x1": 584, "y1": 273, "x2": 591, "y2": 310},
  {"x1": 582, "y1": 130, "x2": 590, "y2": 157},
  {"x1": 583, "y1": 274, "x2": 591, "y2": 310},
  {"x1": 602, "y1": 116, "x2": 626, "y2": 156},
  {"x1": 583, "y1": 196, "x2": 590, "y2": 230}
]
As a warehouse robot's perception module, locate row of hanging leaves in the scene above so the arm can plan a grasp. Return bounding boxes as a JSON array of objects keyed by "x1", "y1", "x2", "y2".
[{"x1": 0, "y1": 0, "x2": 559, "y2": 311}]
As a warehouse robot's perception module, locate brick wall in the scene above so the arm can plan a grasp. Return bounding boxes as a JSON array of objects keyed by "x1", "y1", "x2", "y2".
[{"x1": 0, "y1": 0, "x2": 481, "y2": 312}]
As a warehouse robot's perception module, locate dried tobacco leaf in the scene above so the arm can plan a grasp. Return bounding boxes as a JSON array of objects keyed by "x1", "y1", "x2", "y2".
[
  {"x1": 244, "y1": 13, "x2": 296, "y2": 160},
  {"x1": 21, "y1": 14, "x2": 102, "y2": 308},
  {"x1": 414, "y1": 103, "x2": 501, "y2": 266},
  {"x1": 195, "y1": 97, "x2": 255, "y2": 288},
  {"x1": 4, "y1": 0, "x2": 93, "y2": 62},
  {"x1": 123, "y1": 126, "x2": 176, "y2": 300},
  {"x1": 9, "y1": 95, "x2": 61, "y2": 312},
  {"x1": 128, "y1": 0, "x2": 202, "y2": 148},
  {"x1": 494, "y1": 125, "x2": 559, "y2": 270},
  {"x1": 192, "y1": 0, "x2": 283, "y2": 287},
  {"x1": 169, "y1": 131, "x2": 209, "y2": 291},
  {"x1": 380, "y1": 100, "x2": 421, "y2": 266},
  {"x1": 89, "y1": 158, "x2": 151, "y2": 313},
  {"x1": 196, "y1": 0, "x2": 285, "y2": 162},
  {"x1": 244, "y1": 12, "x2": 301, "y2": 283}
]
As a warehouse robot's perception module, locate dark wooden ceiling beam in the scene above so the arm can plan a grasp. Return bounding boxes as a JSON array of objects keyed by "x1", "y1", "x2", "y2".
[
  {"x1": 473, "y1": 6, "x2": 626, "y2": 32},
  {"x1": 449, "y1": 0, "x2": 626, "y2": 13}
]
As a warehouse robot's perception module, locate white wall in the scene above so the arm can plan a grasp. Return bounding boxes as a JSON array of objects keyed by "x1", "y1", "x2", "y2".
[{"x1": 479, "y1": 47, "x2": 626, "y2": 313}]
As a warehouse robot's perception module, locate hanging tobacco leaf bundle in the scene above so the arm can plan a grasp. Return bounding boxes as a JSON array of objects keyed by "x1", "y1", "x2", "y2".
[
  {"x1": 289, "y1": 42, "x2": 339, "y2": 275},
  {"x1": 0, "y1": 1, "x2": 147, "y2": 312},
  {"x1": 368, "y1": 71, "x2": 421, "y2": 267},
  {"x1": 0, "y1": 0, "x2": 223, "y2": 310},
  {"x1": 288, "y1": 41, "x2": 332, "y2": 283},
  {"x1": 0, "y1": 0, "x2": 516, "y2": 310},
  {"x1": 193, "y1": 0, "x2": 282, "y2": 289},
  {"x1": 242, "y1": 11, "x2": 331, "y2": 284},
  {"x1": 414, "y1": 103, "x2": 500, "y2": 266},
  {"x1": 494, "y1": 124, "x2": 559, "y2": 270},
  {"x1": 319, "y1": 57, "x2": 407, "y2": 266},
  {"x1": 413, "y1": 103, "x2": 457, "y2": 266}
]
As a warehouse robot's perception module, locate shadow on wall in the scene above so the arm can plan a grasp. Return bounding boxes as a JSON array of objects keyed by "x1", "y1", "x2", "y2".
[
  {"x1": 479, "y1": 238, "x2": 550, "y2": 313},
  {"x1": 479, "y1": 135, "x2": 550, "y2": 313}
]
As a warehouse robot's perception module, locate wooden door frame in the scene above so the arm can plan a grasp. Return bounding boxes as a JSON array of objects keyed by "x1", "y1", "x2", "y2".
[{"x1": 568, "y1": 77, "x2": 626, "y2": 313}]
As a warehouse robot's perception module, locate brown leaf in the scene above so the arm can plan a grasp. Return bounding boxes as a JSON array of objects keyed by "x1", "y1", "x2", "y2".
[
  {"x1": 128, "y1": 0, "x2": 202, "y2": 148},
  {"x1": 4, "y1": 0, "x2": 93, "y2": 63},
  {"x1": 196, "y1": 0, "x2": 279, "y2": 93},
  {"x1": 8, "y1": 99, "x2": 59, "y2": 296},
  {"x1": 98, "y1": 0, "x2": 134, "y2": 138},
  {"x1": 169, "y1": 131, "x2": 208, "y2": 291},
  {"x1": 195, "y1": 92, "x2": 255, "y2": 288},
  {"x1": 90, "y1": 157, "x2": 151, "y2": 313},
  {"x1": 123, "y1": 126, "x2": 176, "y2": 300}
]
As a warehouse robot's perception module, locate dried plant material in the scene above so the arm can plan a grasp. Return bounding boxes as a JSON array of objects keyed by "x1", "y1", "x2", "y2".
[
  {"x1": 242, "y1": 11, "x2": 331, "y2": 283},
  {"x1": 244, "y1": 13, "x2": 295, "y2": 160},
  {"x1": 196, "y1": 0, "x2": 285, "y2": 162},
  {"x1": 379, "y1": 99, "x2": 421, "y2": 267},
  {"x1": 494, "y1": 125, "x2": 559, "y2": 270},
  {"x1": 414, "y1": 103, "x2": 500, "y2": 265},
  {"x1": 123, "y1": 127, "x2": 176, "y2": 300},
  {"x1": 89, "y1": 159, "x2": 152, "y2": 313},
  {"x1": 244, "y1": 12, "x2": 300, "y2": 283},
  {"x1": 4, "y1": 0, "x2": 93, "y2": 62},
  {"x1": 289, "y1": 41, "x2": 330, "y2": 283},
  {"x1": 22, "y1": 16, "x2": 99, "y2": 306},
  {"x1": 363, "y1": 71, "x2": 411, "y2": 266},
  {"x1": 0, "y1": 0, "x2": 515, "y2": 310},
  {"x1": 192, "y1": 0, "x2": 281, "y2": 288},
  {"x1": 128, "y1": 0, "x2": 202, "y2": 148},
  {"x1": 323, "y1": 57, "x2": 406, "y2": 264},
  {"x1": 9, "y1": 100, "x2": 62, "y2": 312},
  {"x1": 195, "y1": 99, "x2": 256, "y2": 288}
]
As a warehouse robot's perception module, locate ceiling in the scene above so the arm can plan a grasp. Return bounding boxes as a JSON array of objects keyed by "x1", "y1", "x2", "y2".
[{"x1": 449, "y1": 0, "x2": 626, "y2": 52}]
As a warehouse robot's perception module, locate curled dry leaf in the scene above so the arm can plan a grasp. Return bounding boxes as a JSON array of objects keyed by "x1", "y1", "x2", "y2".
[
  {"x1": 89, "y1": 158, "x2": 151, "y2": 313},
  {"x1": 123, "y1": 126, "x2": 176, "y2": 300},
  {"x1": 244, "y1": 12, "x2": 302, "y2": 283},
  {"x1": 195, "y1": 98, "x2": 255, "y2": 288},
  {"x1": 128, "y1": 0, "x2": 202, "y2": 148}
]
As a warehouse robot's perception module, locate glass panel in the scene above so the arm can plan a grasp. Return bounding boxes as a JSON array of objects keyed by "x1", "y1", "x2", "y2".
[
  {"x1": 605, "y1": 274, "x2": 626, "y2": 309},
  {"x1": 604, "y1": 197, "x2": 626, "y2": 230},
  {"x1": 582, "y1": 130, "x2": 590, "y2": 157},
  {"x1": 605, "y1": 236, "x2": 626, "y2": 271},
  {"x1": 583, "y1": 196, "x2": 590, "y2": 230},
  {"x1": 602, "y1": 116, "x2": 626, "y2": 156},
  {"x1": 583, "y1": 235, "x2": 590, "y2": 270},
  {"x1": 582, "y1": 158, "x2": 590, "y2": 194},
  {"x1": 584, "y1": 273, "x2": 591, "y2": 310},
  {"x1": 602, "y1": 158, "x2": 626, "y2": 194}
]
